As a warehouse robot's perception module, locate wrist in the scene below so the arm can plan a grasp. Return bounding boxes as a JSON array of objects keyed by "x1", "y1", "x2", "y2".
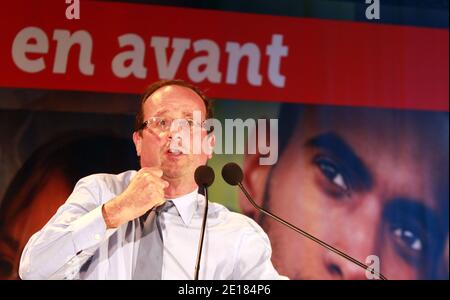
[{"x1": 102, "y1": 199, "x2": 122, "y2": 229}]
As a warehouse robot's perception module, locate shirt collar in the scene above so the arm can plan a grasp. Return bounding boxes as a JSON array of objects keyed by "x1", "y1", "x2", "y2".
[{"x1": 166, "y1": 189, "x2": 201, "y2": 226}]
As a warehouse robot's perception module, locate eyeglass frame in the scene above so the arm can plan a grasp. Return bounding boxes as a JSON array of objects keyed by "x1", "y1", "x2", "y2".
[{"x1": 138, "y1": 116, "x2": 213, "y2": 134}]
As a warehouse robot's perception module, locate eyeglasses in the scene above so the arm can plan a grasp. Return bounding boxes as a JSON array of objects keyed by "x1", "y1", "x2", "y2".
[{"x1": 139, "y1": 117, "x2": 207, "y2": 133}]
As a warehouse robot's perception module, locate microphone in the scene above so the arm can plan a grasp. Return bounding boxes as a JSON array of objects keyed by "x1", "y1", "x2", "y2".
[
  {"x1": 221, "y1": 162, "x2": 387, "y2": 280},
  {"x1": 193, "y1": 165, "x2": 215, "y2": 280},
  {"x1": 195, "y1": 164, "x2": 215, "y2": 193}
]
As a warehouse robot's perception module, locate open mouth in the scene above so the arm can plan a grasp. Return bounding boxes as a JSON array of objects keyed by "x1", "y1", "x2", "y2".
[
  {"x1": 166, "y1": 139, "x2": 188, "y2": 157},
  {"x1": 168, "y1": 149, "x2": 182, "y2": 155},
  {"x1": 167, "y1": 147, "x2": 186, "y2": 156}
]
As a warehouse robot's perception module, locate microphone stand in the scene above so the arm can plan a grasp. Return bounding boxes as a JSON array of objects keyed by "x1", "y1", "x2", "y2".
[
  {"x1": 237, "y1": 182, "x2": 387, "y2": 280},
  {"x1": 194, "y1": 186, "x2": 209, "y2": 280}
]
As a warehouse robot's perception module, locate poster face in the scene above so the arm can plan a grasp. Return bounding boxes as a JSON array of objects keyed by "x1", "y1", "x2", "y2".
[
  {"x1": 0, "y1": 1, "x2": 448, "y2": 280},
  {"x1": 231, "y1": 103, "x2": 449, "y2": 280}
]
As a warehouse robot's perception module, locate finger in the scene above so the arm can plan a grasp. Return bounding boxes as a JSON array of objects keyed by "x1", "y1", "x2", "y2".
[
  {"x1": 154, "y1": 169, "x2": 163, "y2": 177},
  {"x1": 153, "y1": 199, "x2": 167, "y2": 209},
  {"x1": 139, "y1": 169, "x2": 163, "y2": 181},
  {"x1": 153, "y1": 176, "x2": 169, "y2": 186},
  {"x1": 140, "y1": 166, "x2": 162, "y2": 175},
  {"x1": 151, "y1": 180, "x2": 167, "y2": 190},
  {"x1": 147, "y1": 168, "x2": 163, "y2": 177}
]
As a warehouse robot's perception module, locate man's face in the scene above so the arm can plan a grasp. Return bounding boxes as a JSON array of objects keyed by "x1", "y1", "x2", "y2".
[
  {"x1": 133, "y1": 85, "x2": 212, "y2": 182},
  {"x1": 243, "y1": 106, "x2": 448, "y2": 279}
]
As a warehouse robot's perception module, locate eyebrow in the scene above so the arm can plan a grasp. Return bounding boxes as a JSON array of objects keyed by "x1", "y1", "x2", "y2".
[
  {"x1": 304, "y1": 132, "x2": 373, "y2": 191},
  {"x1": 153, "y1": 109, "x2": 169, "y2": 117},
  {"x1": 153, "y1": 110, "x2": 193, "y2": 118}
]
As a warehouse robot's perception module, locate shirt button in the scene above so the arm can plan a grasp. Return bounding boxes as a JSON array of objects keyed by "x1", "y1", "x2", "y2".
[{"x1": 94, "y1": 233, "x2": 101, "y2": 240}]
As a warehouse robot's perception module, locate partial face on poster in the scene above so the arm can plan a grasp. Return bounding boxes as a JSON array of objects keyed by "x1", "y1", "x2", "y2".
[{"x1": 240, "y1": 104, "x2": 448, "y2": 279}]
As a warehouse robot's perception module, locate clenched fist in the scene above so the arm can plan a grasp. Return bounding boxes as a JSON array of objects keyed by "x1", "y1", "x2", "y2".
[{"x1": 102, "y1": 167, "x2": 169, "y2": 228}]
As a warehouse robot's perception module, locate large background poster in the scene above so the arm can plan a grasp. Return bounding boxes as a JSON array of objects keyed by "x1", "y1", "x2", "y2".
[{"x1": 0, "y1": 0, "x2": 448, "y2": 280}]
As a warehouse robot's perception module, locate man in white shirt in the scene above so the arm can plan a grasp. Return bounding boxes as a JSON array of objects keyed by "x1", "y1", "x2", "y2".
[{"x1": 19, "y1": 79, "x2": 285, "y2": 280}]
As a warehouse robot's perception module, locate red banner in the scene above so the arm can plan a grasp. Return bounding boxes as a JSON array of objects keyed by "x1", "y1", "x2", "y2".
[{"x1": 0, "y1": 0, "x2": 448, "y2": 111}]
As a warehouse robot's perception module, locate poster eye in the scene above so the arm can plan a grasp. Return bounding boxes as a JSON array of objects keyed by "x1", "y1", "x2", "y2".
[{"x1": 315, "y1": 157, "x2": 349, "y2": 192}]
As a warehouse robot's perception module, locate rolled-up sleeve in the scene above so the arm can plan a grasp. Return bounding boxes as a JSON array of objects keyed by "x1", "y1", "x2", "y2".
[{"x1": 19, "y1": 175, "x2": 118, "y2": 280}]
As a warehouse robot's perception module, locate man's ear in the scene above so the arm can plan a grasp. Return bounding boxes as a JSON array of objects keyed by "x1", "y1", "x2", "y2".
[
  {"x1": 239, "y1": 120, "x2": 272, "y2": 220},
  {"x1": 132, "y1": 131, "x2": 142, "y2": 157}
]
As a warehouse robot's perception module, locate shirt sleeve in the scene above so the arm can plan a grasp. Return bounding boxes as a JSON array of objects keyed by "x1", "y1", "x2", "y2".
[
  {"x1": 18, "y1": 175, "x2": 119, "y2": 280},
  {"x1": 232, "y1": 224, "x2": 289, "y2": 280}
]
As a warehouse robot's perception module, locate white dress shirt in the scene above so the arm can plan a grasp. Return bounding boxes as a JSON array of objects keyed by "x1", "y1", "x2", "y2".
[{"x1": 19, "y1": 170, "x2": 286, "y2": 280}]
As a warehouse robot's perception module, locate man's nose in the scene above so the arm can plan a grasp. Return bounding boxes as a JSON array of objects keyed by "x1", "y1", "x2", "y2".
[
  {"x1": 164, "y1": 121, "x2": 179, "y2": 140},
  {"x1": 168, "y1": 119, "x2": 190, "y2": 135},
  {"x1": 324, "y1": 252, "x2": 370, "y2": 280},
  {"x1": 166, "y1": 122, "x2": 190, "y2": 146},
  {"x1": 323, "y1": 196, "x2": 382, "y2": 280}
]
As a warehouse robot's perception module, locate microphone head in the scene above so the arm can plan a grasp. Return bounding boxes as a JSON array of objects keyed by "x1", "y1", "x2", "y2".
[
  {"x1": 221, "y1": 163, "x2": 243, "y2": 186},
  {"x1": 194, "y1": 165, "x2": 215, "y2": 188}
]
